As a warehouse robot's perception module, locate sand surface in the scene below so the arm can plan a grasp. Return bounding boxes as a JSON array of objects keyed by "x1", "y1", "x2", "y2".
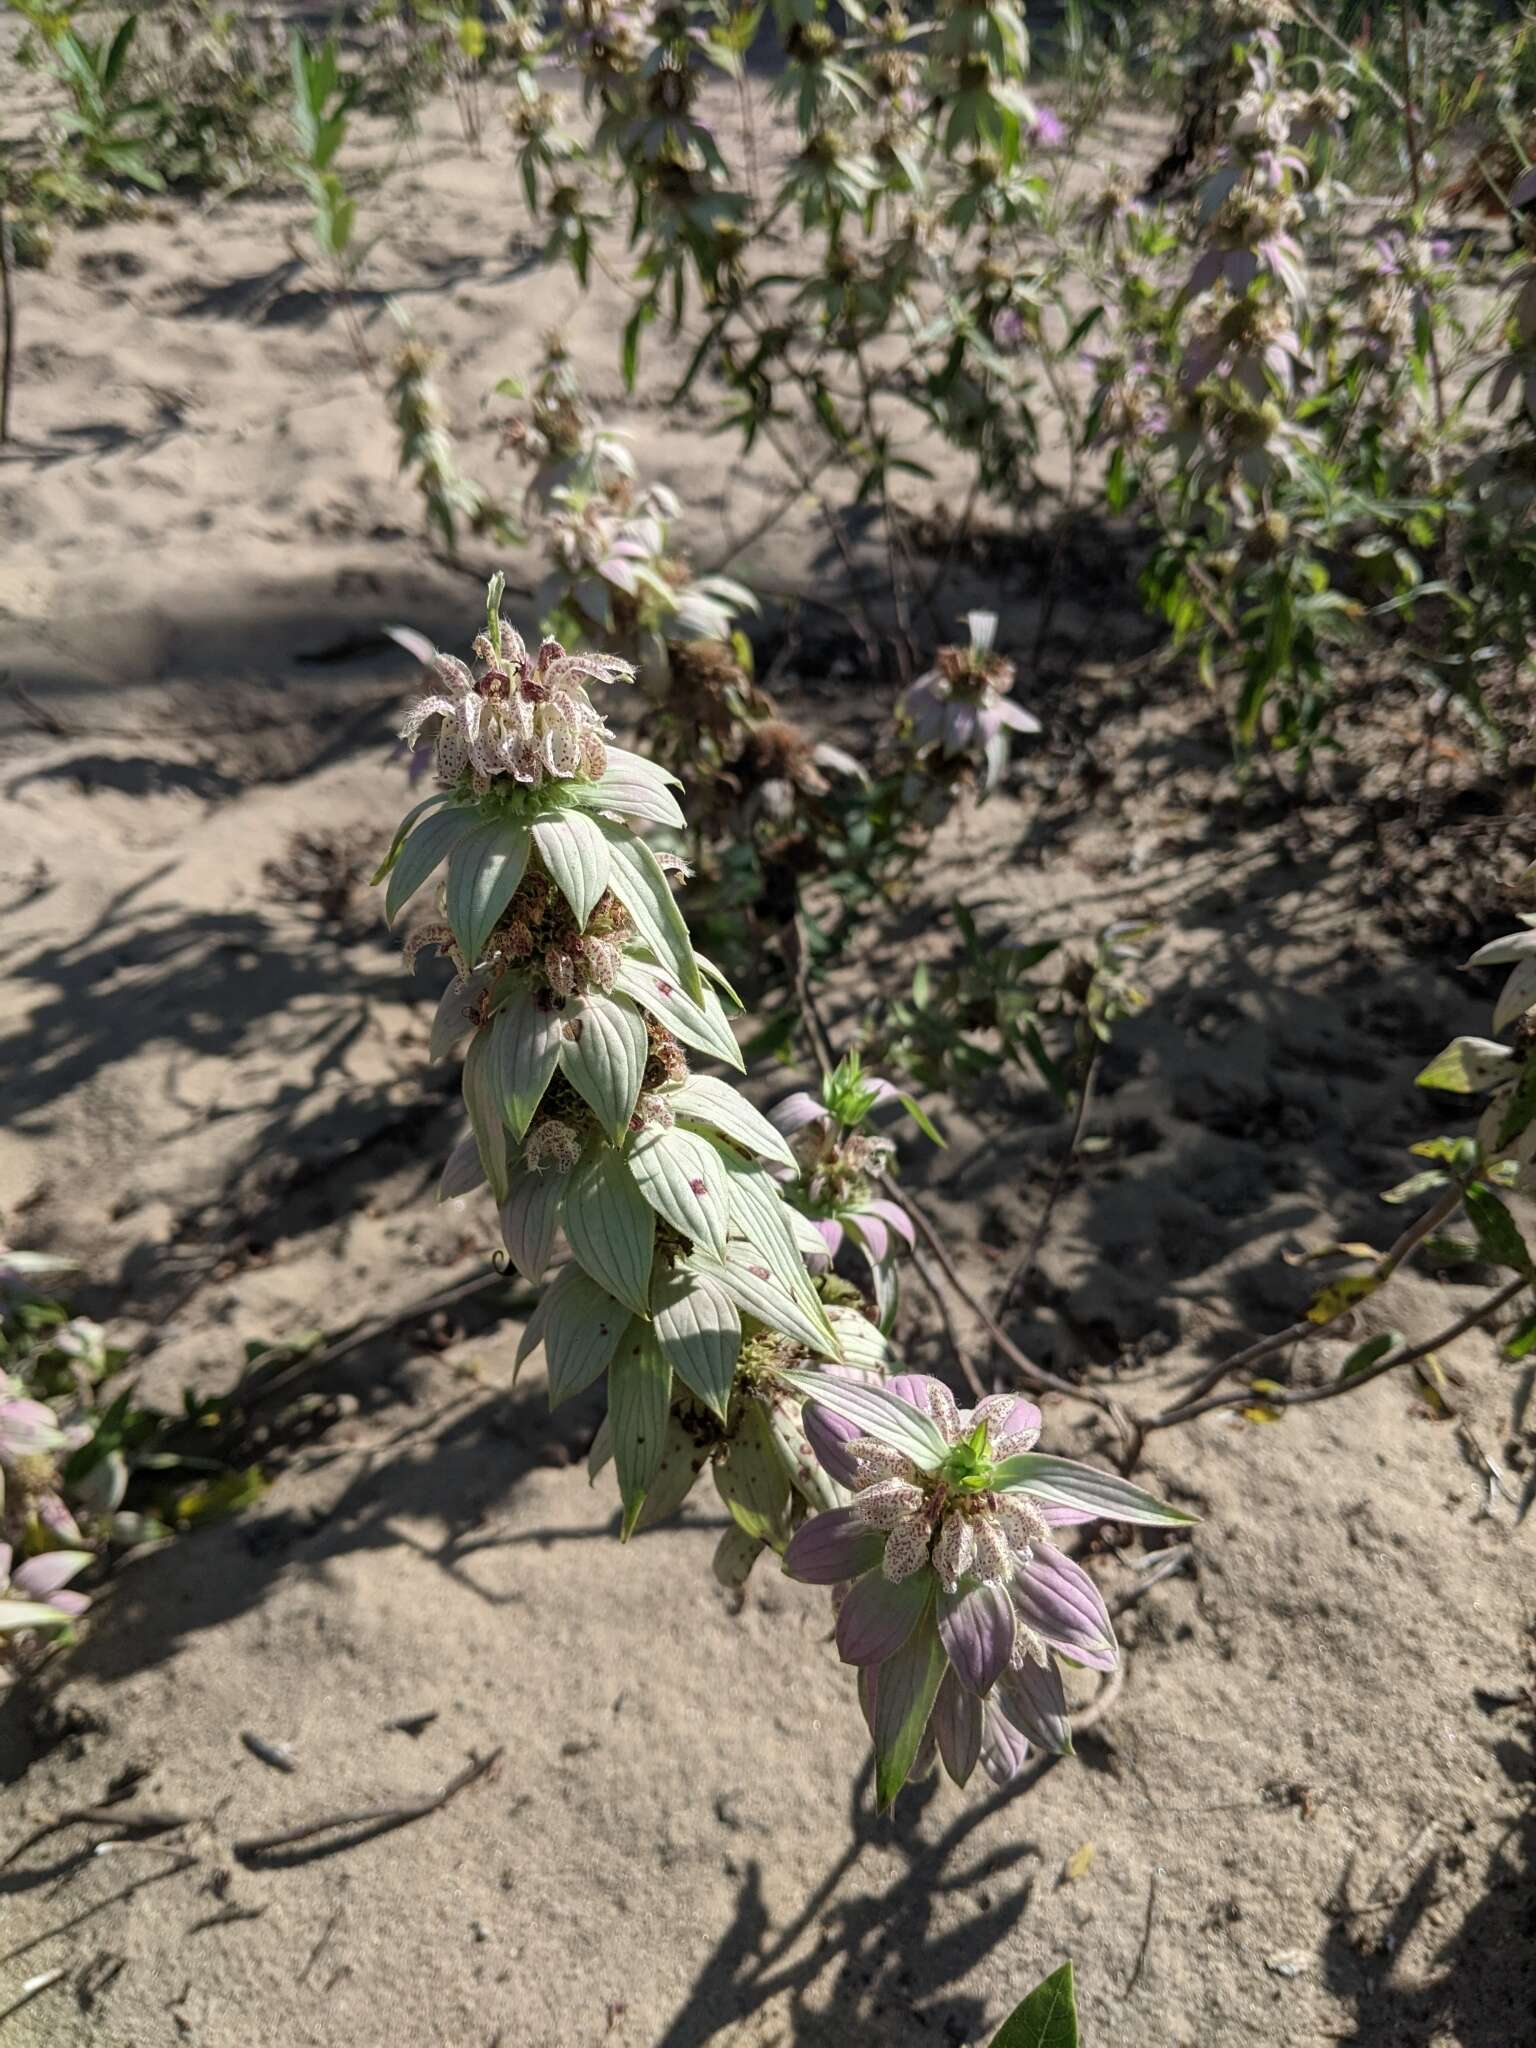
[{"x1": 1, "y1": 33, "x2": 1533, "y2": 2048}]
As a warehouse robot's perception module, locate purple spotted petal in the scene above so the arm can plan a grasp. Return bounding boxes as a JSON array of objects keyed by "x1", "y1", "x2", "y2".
[
  {"x1": 979, "y1": 1696, "x2": 1032, "y2": 1786},
  {"x1": 769, "y1": 1091, "x2": 827, "y2": 1137},
  {"x1": 932, "y1": 1668, "x2": 982, "y2": 1787},
  {"x1": 937, "y1": 1579, "x2": 1017, "y2": 1695},
  {"x1": 1011, "y1": 1545, "x2": 1118, "y2": 1672},
  {"x1": 850, "y1": 1210, "x2": 889, "y2": 1262},
  {"x1": 783, "y1": 1506, "x2": 885, "y2": 1586},
  {"x1": 814, "y1": 1216, "x2": 845, "y2": 1257},
  {"x1": 997, "y1": 1655, "x2": 1073, "y2": 1756},
  {"x1": 803, "y1": 1399, "x2": 861, "y2": 1487},
  {"x1": 835, "y1": 1566, "x2": 932, "y2": 1667}
]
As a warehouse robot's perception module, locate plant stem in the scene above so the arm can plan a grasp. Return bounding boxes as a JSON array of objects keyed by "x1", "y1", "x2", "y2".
[{"x1": 0, "y1": 198, "x2": 16, "y2": 445}]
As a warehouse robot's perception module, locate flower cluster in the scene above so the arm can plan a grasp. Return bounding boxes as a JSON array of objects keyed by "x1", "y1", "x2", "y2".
[
  {"x1": 384, "y1": 580, "x2": 856, "y2": 1537},
  {"x1": 782, "y1": 1373, "x2": 1190, "y2": 1808}
]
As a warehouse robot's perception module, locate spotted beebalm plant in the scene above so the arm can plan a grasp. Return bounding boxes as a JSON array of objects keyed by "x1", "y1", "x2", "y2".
[
  {"x1": 381, "y1": 577, "x2": 853, "y2": 1537},
  {"x1": 781, "y1": 1372, "x2": 1191, "y2": 1811}
]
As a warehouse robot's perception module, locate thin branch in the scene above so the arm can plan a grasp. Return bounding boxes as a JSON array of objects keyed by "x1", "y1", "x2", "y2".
[
  {"x1": 0, "y1": 1856, "x2": 198, "y2": 1966},
  {"x1": 1171, "y1": 1181, "x2": 1464, "y2": 1408},
  {"x1": 1146, "y1": 1273, "x2": 1528, "y2": 1432}
]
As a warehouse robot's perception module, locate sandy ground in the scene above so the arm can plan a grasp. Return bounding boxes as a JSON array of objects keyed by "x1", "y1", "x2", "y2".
[{"x1": 1, "y1": 35, "x2": 1533, "y2": 2048}]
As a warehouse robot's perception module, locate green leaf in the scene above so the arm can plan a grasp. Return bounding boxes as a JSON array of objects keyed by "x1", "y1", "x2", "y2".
[
  {"x1": 533, "y1": 811, "x2": 611, "y2": 926},
  {"x1": 988, "y1": 1962, "x2": 1080, "y2": 2048},
  {"x1": 384, "y1": 806, "x2": 480, "y2": 924},
  {"x1": 516, "y1": 1264, "x2": 627, "y2": 1405},
  {"x1": 446, "y1": 820, "x2": 530, "y2": 964},
  {"x1": 713, "y1": 1399, "x2": 792, "y2": 1546},
  {"x1": 1496, "y1": 1058, "x2": 1536, "y2": 1151},
  {"x1": 563, "y1": 1149, "x2": 656, "y2": 1317},
  {"x1": 490, "y1": 987, "x2": 563, "y2": 1139},
  {"x1": 630, "y1": 1410, "x2": 712, "y2": 1532},
  {"x1": 1306, "y1": 1272, "x2": 1381, "y2": 1324},
  {"x1": 718, "y1": 1156, "x2": 833, "y2": 1322},
  {"x1": 671, "y1": 1075, "x2": 797, "y2": 1169},
  {"x1": 462, "y1": 1024, "x2": 508, "y2": 1204},
  {"x1": 1416, "y1": 1037, "x2": 1515, "y2": 1095},
  {"x1": 872, "y1": 1607, "x2": 945, "y2": 1813},
  {"x1": 600, "y1": 825, "x2": 703, "y2": 1001},
  {"x1": 1464, "y1": 1183, "x2": 1533, "y2": 1275},
  {"x1": 1501, "y1": 1310, "x2": 1536, "y2": 1360},
  {"x1": 628, "y1": 1126, "x2": 730, "y2": 1257},
  {"x1": 559, "y1": 993, "x2": 648, "y2": 1143},
  {"x1": 567, "y1": 749, "x2": 686, "y2": 830},
  {"x1": 651, "y1": 1267, "x2": 741, "y2": 1418},
  {"x1": 1337, "y1": 1330, "x2": 1403, "y2": 1383},
  {"x1": 616, "y1": 959, "x2": 744, "y2": 1070},
  {"x1": 897, "y1": 1092, "x2": 945, "y2": 1146},
  {"x1": 373, "y1": 790, "x2": 451, "y2": 885},
  {"x1": 608, "y1": 1318, "x2": 671, "y2": 1537}
]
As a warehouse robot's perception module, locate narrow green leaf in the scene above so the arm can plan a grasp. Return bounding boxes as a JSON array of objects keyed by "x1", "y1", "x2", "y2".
[
  {"x1": 563, "y1": 1149, "x2": 656, "y2": 1317},
  {"x1": 446, "y1": 820, "x2": 530, "y2": 964},
  {"x1": 651, "y1": 1267, "x2": 741, "y2": 1419},
  {"x1": 384, "y1": 806, "x2": 479, "y2": 924},
  {"x1": 559, "y1": 993, "x2": 648, "y2": 1142},
  {"x1": 671, "y1": 1074, "x2": 797, "y2": 1169},
  {"x1": 609, "y1": 1318, "x2": 671, "y2": 1537},
  {"x1": 490, "y1": 988, "x2": 564, "y2": 1140},
  {"x1": 533, "y1": 810, "x2": 610, "y2": 926},
  {"x1": 708, "y1": 1247, "x2": 842, "y2": 1361},
  {"x1": 712, "y1": 1399, "x2": 792, "y2": 1546},
  {"x1": 462, "y1": 1025, "x2": 508, "y2": 1204},
  {"x1": 872, "y1": 1608, "x2": 945, "y2": 1812},
  {"x1": 373, "y1": 790, "x2": 450, "y2": 885},
  {"x1": 630, "y1": 1410, "x2": 712, "y2": 1532},
  {"x1": 1337, "y1": 1330, "x2": 1403, "y2": 1383},
  {"x1": 601, "y1": 825, "x2": 703, "y2": 1001},
  {"x1": 628, "y1": 1126, "x2": 730, "y2": 1257},
  {"x1": 515, "y1": 1264, "x2": 627, "y2": 1404},
  {"x1": 616, "y1": 959, "x2": 744, "y2": 1069}
]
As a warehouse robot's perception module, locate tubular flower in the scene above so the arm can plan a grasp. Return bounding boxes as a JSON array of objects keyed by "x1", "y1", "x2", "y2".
[
  {"x1": 897, "y1": 612, "x2": 1040, "y2": 796},
  {"x1": 782, "y1": 1371, "x2": 1193, "y2": 1810},
  {"x1": 393, "y1": 614, "x2": 630, "y2": 792}
]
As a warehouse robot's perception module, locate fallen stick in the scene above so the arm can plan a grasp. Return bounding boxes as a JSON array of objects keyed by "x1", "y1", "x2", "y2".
[{"x1": 233, "y1": 1748, "x2": 503, "y2": 1866}]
